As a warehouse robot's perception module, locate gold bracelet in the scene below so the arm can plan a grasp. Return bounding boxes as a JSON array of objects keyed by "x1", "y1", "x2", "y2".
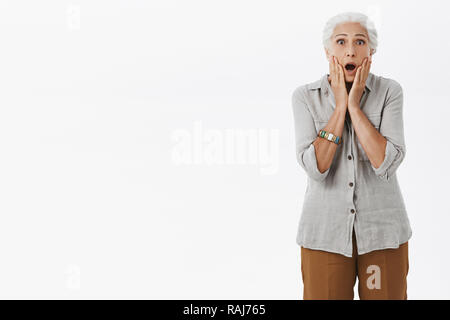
[{"x1": 318, "y1": 129, "x2": 342, "y2": 145}]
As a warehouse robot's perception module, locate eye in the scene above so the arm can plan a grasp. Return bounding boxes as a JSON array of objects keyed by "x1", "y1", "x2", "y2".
[
  {"x1": 357, "y1": 39, "x2": 365, "y2": 45},
  {"x1": 337, "y1": 39, "x2": 344, "y2": 45}
]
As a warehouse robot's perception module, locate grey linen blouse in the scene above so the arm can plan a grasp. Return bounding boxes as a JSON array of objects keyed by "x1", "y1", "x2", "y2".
[{"x1": 291, "y1": 72, "x2": 412, "y2": 257}]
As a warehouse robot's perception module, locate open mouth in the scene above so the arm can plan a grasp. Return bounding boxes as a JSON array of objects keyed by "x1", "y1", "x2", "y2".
[{"x1": 345, "y1": 63, "x2": 357, "y2": 75}]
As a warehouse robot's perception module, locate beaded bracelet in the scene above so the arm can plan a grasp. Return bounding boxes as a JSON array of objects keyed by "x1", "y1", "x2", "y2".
[{"x1": 318, "y1": 129, "x2": 342, "y2": 145}]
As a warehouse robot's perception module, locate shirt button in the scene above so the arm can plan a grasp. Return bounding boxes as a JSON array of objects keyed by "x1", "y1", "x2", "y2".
[
  {"x1": 349, "y1": 182, "x2": 354, "y2": 187},
  {"x1": 351, "y1": 209, "x2": 355, "y2": 214},
  {"x1": 348, "y1": 155, "x2": 352, "y2": 160}
]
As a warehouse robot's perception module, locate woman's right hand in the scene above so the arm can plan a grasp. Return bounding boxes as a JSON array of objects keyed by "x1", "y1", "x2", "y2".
[{"x1": 328, "y1": 55, "x2": 348, "y2": 110}]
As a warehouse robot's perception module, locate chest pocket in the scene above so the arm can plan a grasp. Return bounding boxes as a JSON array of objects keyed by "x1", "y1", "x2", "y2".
[{"x1": 356, "y1": 113, "x2": 382, "y2": 161}]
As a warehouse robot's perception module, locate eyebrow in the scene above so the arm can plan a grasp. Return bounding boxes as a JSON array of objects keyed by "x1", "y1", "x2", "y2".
[{"x1": 335, "y1": 33, "x2": 367, "y2": 38}]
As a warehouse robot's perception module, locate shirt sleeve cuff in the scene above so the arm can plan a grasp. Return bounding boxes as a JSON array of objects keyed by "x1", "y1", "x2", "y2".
[
  {"x1": 370, "y1": 139, "x2": 398, "y2": 180},
  {"x1": 302, "y1": 143, "x2": 330, "y2": 182}
]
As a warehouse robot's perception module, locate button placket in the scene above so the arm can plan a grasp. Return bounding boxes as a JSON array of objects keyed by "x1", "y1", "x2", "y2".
[{"x1": 348, "y1": 125, "x2": 356, "y2": 216}]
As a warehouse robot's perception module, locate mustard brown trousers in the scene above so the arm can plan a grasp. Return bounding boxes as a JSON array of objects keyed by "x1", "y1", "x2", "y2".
[{"x1": 300, "y1": 227, "x2": 409, "y2": 300}]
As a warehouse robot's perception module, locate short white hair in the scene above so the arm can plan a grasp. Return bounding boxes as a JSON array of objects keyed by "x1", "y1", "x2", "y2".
[{"x1": 323, "y1": 11, "x2": 378, "y2": 55}]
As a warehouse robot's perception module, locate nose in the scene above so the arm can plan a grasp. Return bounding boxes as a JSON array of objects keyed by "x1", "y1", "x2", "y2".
[{"x1": 346, "y1": 45, "x2": 357, "y2": 57}]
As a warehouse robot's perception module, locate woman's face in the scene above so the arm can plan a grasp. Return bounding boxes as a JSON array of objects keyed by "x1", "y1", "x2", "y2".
[{"x1": 325, "y1": 22, "x2": 373, "y2": 82}]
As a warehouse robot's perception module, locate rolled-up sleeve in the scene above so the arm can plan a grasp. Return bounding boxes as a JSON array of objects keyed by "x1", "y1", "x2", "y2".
[
  {"x1": 370, "y1": 81, "x2": 406, "y2": 181},
  {"x1": 291, "y1": 87, "x2": 330, "y2": 182}
]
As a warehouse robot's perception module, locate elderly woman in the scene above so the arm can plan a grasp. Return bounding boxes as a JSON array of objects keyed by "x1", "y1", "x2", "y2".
[{"x1": 291, "y1": 12, "x2": 412, "y2": 300}]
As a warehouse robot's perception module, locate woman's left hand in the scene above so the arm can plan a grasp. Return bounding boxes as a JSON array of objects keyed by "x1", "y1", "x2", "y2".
[{"x1": 348, "y1": 56, "x2": 372, "y2": 109}]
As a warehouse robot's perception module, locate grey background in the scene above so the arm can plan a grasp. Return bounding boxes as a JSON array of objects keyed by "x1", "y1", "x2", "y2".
[{"x1": 0, "y1": 0, "x2": 447, "y2": 299}]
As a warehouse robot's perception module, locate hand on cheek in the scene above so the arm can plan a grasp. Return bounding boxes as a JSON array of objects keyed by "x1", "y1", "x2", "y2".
[{"x1": 349, "y1": 56, "x2": 372, "y2": 108}]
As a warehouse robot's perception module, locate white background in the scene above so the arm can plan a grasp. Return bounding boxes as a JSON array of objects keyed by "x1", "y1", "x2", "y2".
[{"x1": 0, "y1": 0, "x2": 448, "y2": 299}]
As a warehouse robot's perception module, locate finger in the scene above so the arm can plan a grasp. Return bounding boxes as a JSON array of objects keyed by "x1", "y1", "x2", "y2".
[
  {"x1": 363, "y1": 57, "x2": 370, "y2": 82},
  {"x1": 329, "y1": 56, "x2": 334, "y2": 81},
  {"x1": 331, "y1": 56, "x2": 336, "y2": 81},
  {"x1": 338, "y1": 63, "x2": 345, "y2": 84},
  {"x1": 336, "y1": 58, "x2": 342, "y2": 79},
  {"x1": 335, "y1": 57, "x2": 342, "y2": 83},
  {"x1": 360, "y1": 58, "x2": 367, "y2": 84},
  {"x1": 355, "y1": 66, "x2": 361, "y2": 84},
  {"x1": 359, "y1": 58, "x2": 368, "y2": 84}
]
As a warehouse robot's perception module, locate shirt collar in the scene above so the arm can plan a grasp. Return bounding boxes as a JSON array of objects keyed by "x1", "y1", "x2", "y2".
[{"x1": 308, "y1": 72, "x2": 374, "y2": 93}]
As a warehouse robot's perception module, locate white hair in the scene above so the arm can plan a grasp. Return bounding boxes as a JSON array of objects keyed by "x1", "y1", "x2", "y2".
[{"x1": 322, "y1": 11, "x2": 378, "y2": 55}]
